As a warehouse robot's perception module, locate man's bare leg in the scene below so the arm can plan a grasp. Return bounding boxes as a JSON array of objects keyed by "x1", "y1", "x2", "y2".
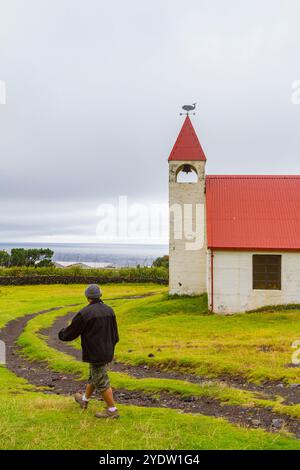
[
  {"x1": 95, "y1": 387, "x2": 119, "y2": 418},
  {"x1": 85, "y1": 383, "x2": 95, "y2": 400},
  {"x1": 101, "y1": 387, "x2": 115, "y2": 408},
  {"x1": 74, "y1": 384, "x2": 94, "y2": 409}
]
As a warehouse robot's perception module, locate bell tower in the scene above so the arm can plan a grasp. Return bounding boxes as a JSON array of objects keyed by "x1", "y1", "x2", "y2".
[{"x1": 168, "y1": 115, "x2": 207, "y2": 295}]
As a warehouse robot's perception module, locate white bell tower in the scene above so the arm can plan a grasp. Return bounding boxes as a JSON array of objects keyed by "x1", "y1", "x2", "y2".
[{"x1": 168, "y1": 115, "x2": 207, "y2": 295}]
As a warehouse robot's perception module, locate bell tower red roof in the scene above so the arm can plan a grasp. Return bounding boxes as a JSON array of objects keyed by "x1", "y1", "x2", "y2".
[{"x1": 168, "y1": 115, "x2": 206, "y2": 162}]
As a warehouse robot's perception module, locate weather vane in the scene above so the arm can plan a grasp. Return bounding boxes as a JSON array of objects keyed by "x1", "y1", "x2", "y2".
[{"x1": 180, "y1": 103, "x2": 196, "y2": 116}]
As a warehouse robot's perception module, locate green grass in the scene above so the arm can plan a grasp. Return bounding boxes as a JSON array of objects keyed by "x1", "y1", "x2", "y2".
[
  {"x1": 4, "y1": 284, "x2": 300, "y2": 385},
  {"x1": 109, "y1": 293, "x2": 300, "y2": 384},
  {"x1": 16, "y1": 306, "x2": 256, "y2": 404},
  {"x1": 16, "y1": 305, "x2": 300, "y2": 420},
  {"x1": 1, "y1": 284, "x2": 300, "y2": 449},
  {"x1": 0, "y1": 367, "x2": 298, "y2": 450},
  {"x1": 0, "y1": 283, "x2": 165, "y2": 328}
]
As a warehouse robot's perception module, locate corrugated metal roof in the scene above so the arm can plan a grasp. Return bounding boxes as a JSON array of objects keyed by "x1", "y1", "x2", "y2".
[
  {"x1": 168, "y1": 115, "x2": 206, "y2": 162},
  {"x1": 206, "y1": 175, "x2": 300, "y2": 250}
]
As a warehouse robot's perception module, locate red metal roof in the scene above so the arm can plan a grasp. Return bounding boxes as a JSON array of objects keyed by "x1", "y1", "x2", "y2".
[
  {"x1": 168, "y1": 116, "x2": 206, "y2": 162},
  {"x1": 206, "y1": 175, "x2": 300, "y2": 250}
]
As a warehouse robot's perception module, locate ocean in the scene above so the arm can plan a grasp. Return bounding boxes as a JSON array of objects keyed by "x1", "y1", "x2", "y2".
[{"x1": 0, "y1": 242, "x2": 168, "y2": 268}]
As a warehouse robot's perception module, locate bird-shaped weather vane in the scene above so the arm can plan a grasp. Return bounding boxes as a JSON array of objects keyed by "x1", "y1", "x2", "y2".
[{"x1": 180, "y1": 103, "x2": 196, "y2": 116}]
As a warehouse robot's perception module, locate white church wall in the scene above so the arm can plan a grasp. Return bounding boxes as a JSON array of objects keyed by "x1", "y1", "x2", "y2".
[
  {"x1": 169, "y1": 160, "x2": 207, "y2": 295},
  {"x1": 207, "y1": 250, "x2": 300, "y2": 313}
]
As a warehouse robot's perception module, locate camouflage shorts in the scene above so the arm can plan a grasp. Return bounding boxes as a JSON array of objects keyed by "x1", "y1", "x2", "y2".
[{"x1": 88, "y1": 363, "x2": 110, "y2": 392}]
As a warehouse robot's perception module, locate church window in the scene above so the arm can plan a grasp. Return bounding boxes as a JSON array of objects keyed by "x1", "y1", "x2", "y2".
[{"x1": 253, "y1": 255, "x2": 281, "y2": 290}]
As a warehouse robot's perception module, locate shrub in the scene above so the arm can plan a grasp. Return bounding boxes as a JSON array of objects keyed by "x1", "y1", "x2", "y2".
[
  {"x1": 0, "y1": 266, "x2": 168, "y2": 285},
  {"x1": 152, "y1": 255, "x2": 169, "y2": 268},
  {"x1": 0, "y1": 250, "x2": 10, "y2": 267}
]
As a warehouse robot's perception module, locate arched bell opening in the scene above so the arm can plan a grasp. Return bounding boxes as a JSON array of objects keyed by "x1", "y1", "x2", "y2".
[{"x1": 176, "y1": 164, "x2": 198, "y2": 183}]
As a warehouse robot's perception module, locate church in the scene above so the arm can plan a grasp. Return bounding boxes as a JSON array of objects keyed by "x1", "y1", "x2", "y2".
[{"x1": 168, "y1": 115, "x2": 300, "y2": 313}]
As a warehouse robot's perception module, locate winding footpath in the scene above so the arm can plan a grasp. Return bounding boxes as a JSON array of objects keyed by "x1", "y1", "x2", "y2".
[
  {"x1": 1, "y1": 300, "x2": 300, "y2": 439},
  {"x1": 46, "y1": 312, "x2": 300, "y2": 405}
]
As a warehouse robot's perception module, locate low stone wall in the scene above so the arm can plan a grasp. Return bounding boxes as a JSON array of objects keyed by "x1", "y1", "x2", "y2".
[{"x1": 0, "y1": 275, "x2": 168, "y2": 286}]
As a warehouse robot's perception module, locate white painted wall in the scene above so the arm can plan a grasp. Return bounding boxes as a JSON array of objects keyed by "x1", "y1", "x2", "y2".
[
  {"x1": 169, "y1": 160, "x2": 207, "y2": 295},
  {"x1": 207, "y1": 250, "x2": 300, "y2": 313}
]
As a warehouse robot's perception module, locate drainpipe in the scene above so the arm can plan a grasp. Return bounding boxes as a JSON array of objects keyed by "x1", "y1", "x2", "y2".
[{"x1": 210, "y1": 249, "x2": 214, "y2": 312}]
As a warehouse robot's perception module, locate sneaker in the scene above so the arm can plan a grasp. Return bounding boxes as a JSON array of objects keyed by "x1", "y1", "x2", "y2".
[
  {"x1": 74, "y1": 393, "x2": 88, "y2": 410},
  {"x1": 95, "y1": 408, "x2": 119, "y2": 419}
]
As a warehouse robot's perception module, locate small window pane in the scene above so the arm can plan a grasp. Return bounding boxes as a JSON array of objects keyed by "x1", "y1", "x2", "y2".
[{"x1": 253, "y1": 255, "x2": 281, "y2": 290}]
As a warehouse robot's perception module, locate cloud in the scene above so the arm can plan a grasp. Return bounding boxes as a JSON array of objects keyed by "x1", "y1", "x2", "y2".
[{"x1": 0, "y1": 0, "x2": 300, "y2": 242}]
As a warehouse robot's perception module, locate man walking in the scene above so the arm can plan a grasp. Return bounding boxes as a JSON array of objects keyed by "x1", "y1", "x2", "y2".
[{"x1": 58, "y1": 284, "x2": 119, "y2": 419}]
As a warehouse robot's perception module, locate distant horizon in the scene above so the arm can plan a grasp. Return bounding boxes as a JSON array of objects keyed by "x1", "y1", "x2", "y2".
[{"x1": 0, "y1": 240, "x2": 168, "y2": 267}]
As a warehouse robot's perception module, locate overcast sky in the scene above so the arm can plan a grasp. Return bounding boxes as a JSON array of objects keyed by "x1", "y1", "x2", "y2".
[{"x1": 0, "y1": 0, "x2": 300, "y2": 243}]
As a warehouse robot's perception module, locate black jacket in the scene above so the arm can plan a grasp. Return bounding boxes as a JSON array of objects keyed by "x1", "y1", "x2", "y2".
[{"x1": 58, "y1": 299, "x2": 119, "y2": 365}]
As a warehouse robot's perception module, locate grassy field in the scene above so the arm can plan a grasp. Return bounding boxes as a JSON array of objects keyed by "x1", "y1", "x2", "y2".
[
  {"x1": 1, "y1": 284, "x2": 300, "y2": 450},
  {"x1": 115, "y1": 295, "x2": 300, "y2": 384}
]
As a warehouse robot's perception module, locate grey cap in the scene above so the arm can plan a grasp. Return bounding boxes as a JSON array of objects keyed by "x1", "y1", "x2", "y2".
[{"x1": 85, "y1": 284, "x2": 102, "y2": 299}]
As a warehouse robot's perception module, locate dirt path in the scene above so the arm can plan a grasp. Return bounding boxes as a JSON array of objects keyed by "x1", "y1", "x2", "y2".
[
  {"x1": 47, "y1": 311, "x2": 300, "y2": 406},
  {"x1": 1, "y1": 307, "x2": 300, "y2": 439}
]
